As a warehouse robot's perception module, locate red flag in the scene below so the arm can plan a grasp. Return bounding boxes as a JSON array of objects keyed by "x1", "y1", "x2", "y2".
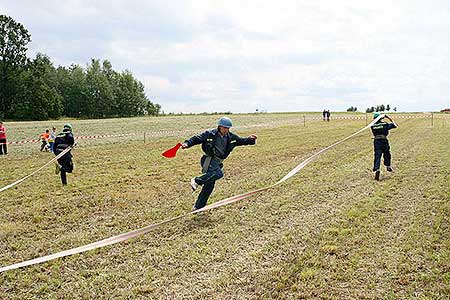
[{"x1": 162, "y1": 143, "x2": 182, "y2": 158}]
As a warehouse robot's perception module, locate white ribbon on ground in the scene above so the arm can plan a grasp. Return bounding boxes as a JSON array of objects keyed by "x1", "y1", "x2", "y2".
[
  {"x1": 0, "y1": 116, "x2": 383, "y2": 273},
  {"x1": 0, "y1": 146, "x2": 73, "y2": 193}
]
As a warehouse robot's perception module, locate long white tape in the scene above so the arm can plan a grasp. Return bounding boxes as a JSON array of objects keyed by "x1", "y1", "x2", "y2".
[
  {"x1": 0, "y1": 146, "x2": 73, "y2": 193},
  {"x1": 0, "y1": 115, "x2": 383, "y2": 273}
]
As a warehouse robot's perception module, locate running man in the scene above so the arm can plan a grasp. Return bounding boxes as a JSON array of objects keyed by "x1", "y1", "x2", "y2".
[
  {"x1": 54, "y1": 124, "x2": 75, "y2": 185},
  {"x1": 181, "y1": 117, "x2": 258, "y2": 210}
]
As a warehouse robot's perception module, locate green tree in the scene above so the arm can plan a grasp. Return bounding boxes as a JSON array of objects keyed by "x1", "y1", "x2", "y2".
[
  {"x1": 85, "y1": 59, "x2": 114, "y2": 118},
  {"x1": 147, "y1": 101, "x2": 161, "y2": 116},
  {"x1": 11, "y1": 54, "x2": 63, "y2": 120},
  {"x1": 114, "y1": 70, "x2": 158, "y2": 117},
  {"x1": 56, "y1": 64, "x2": 89, "y2": 117},
  {"x1": 0, "y1": 16, "x2": 161, "y2": 120},
  {"x1": 0, "y1": 14, "x2": 31, "y2": 118}
]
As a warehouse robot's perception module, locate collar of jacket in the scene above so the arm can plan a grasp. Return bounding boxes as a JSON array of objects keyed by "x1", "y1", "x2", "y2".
[{"x1": 211, "y1": 128, "x2": 230, "y2": 139}]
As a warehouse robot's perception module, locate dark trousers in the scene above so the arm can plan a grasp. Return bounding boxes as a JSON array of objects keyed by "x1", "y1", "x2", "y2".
[
  {"x1": 194, "y1": 156, "x2": 224, "y2": 209},
  {"x1": 373, "y1": 140, "x2": 391, "y2": 171},
  {"x1": 40, "y1": 140, "x2": 48, "y2": 151},
  {"x1": 0, "y1": 139, "x2": 6, "y2": 155},
  {"x1": 58, "y1": 155, "x2": 73, "y2": 185}
]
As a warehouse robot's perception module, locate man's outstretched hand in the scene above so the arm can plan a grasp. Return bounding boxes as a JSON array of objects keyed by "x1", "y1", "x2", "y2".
[{"x1": 249, "y1": 134, "x2": 258, "y2": 140}]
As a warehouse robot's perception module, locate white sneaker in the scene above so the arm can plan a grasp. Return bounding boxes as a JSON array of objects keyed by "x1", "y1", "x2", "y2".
[
  {"x1": 190, "y1": 177, "x2": 198, "y2": 191},
  {"x1": 386, "y1": 166, "x2": 393, "y2": 172}
]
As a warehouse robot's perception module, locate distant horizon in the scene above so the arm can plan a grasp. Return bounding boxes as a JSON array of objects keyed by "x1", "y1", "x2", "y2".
[{"x1": 3, "y1": 110, "x2": 448, "y2": 124}]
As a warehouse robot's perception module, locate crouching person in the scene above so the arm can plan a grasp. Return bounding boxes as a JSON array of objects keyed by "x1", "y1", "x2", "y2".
[
  {"x1": 54, "y1": 124, "x2": 75, "y2": 185},
  {"x1": 181, "y1": 117, "x2": 257, "y2": 211}
]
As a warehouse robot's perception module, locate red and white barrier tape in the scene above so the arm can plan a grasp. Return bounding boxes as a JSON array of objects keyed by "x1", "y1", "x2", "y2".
[
  {"x1": 0, "y1": 146, "x2": 73, "y2": 193},
  {"x1": 0, "y1": 116, "x2": 384, "y2": 273},
  {"x1": 2, "y1": 133, "x2": 136, "y2": 145},
  {"x1": 1, "y1": 114, "x2": 434, "y2": 146}
]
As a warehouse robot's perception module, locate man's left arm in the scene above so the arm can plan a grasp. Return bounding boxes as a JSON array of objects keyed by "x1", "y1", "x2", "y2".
[
  {"x1": 385, "y1": 115, "x2": 398, "y2": 128},
  {"x1": 234, "y1": 133, "x2": 257, "y2": 146}
]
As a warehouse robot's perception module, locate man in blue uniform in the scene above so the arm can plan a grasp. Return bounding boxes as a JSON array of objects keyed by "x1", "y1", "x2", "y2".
[
  {"x1": 371, "y1": 113, "x2": 398, "y2": 180},
  {"x1": 181, "y1": 117, "x2": 258, "y2": 210},
  {"x1": 54, "y1": 124, "x2": 75, "y2": 185}
]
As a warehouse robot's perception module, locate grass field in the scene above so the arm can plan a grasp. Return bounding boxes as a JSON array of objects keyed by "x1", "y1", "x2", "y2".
[{"x1": 0, "y1": 113, "x2": 449, "y2": 299}]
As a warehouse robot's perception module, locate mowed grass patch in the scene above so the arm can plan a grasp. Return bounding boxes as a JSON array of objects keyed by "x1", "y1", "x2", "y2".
[
  {"x1": 0, "y1": 115, "x2": 448, "y2": 299},
  {"x1": 257, "y1": 118, "x2": 450, "y2": 299}
]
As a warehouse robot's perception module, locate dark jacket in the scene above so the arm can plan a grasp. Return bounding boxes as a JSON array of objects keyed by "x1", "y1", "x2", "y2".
[
  {"x1": 371, "y1": 121, "x2": 397, "y2": 139},
  {"x1": 184, "y1": 128, "x2": 256, "y2": 160},
  {"x1": 54, "y1": 131, "x2": 75, "y2": 157}
]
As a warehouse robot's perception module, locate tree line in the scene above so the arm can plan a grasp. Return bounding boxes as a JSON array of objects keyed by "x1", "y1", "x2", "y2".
[
  {"x1": 347, "y1": 104, "x2": 398, "y2": 113},
  {"x1": 0, "y1": 15, "x2": 160, "y2": 120},
  {"x1": 365, "y1": 104, "x2": 396, "y2": 113}
]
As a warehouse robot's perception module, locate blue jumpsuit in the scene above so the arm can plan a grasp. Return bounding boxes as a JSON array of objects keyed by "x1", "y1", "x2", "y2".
[
  {"x1": 54, "y1": 131, "x2": 75, "y2": 185},
  {"x1": 184, "y1": 128, "x2": 256, "y2": 209},
  {"x1": 370, "y1": 121, "x2": 397, "y2": 171}
]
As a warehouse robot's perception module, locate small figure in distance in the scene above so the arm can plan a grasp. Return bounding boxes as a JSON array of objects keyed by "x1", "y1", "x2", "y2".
[
  {"x1": 49, "y1": 127, "x2": 57, "y2": 153},
  {"x1": 0, "y1": 121, "x2": 7, "y2": 155},
  {"x1": 39, "y1": 129, "x2": 50, "y2": 152}
]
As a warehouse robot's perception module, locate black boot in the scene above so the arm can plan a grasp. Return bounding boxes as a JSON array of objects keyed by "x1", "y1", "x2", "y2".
[{"x1": 374, "y1": 170, "x2": 380, "y2": 181}]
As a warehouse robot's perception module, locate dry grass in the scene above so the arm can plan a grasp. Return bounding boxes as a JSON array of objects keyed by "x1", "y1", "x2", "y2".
[{"x1": 0, "y1": 113, "x2": 449, "y2": 299}]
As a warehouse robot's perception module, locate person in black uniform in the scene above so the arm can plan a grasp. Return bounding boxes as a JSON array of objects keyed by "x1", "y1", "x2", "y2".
[
  {"x1": 181, "y1": 117, "x2": 258, "y2": 211},
  {"x1": 54, "y1": 123, "x2": 75, "y2": 185},
  {"x1": 370, "y1": 113, "x2": 398, "y2": 180}
]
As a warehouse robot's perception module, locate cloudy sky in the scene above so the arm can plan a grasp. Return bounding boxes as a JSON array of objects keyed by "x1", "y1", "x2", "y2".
[{"x1": 2, "y1": 0, "x2": 449, "y2": 113}]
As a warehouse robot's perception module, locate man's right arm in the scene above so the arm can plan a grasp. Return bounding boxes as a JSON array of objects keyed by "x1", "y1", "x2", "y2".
[
  {"x1": 68, "y1": 134, "x2": 75, "y2": 146},
  {"x1": 182, "y1": 130, "x2": 209, "y2": 148},
  {"x1": 53, "y1": 138, "x2": 60, "y2": 154}
]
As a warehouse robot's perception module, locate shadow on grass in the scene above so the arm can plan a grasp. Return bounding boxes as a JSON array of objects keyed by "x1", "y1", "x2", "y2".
[{"x1": 183, "y1": 213, "x2": 216, "y2": 230}]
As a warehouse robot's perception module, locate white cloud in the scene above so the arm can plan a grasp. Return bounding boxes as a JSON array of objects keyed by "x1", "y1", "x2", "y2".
[{"x1": 2, "y1": 0, "x2": 450, "y2": 112}]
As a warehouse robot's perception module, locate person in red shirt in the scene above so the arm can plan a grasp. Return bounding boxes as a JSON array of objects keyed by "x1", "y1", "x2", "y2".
[
  {"x1": 39, "y1": 129, "x2": 50, "y2": 152},
  {"x1": 0, "y1": 121, "x2": 7, "y2": 155}
]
